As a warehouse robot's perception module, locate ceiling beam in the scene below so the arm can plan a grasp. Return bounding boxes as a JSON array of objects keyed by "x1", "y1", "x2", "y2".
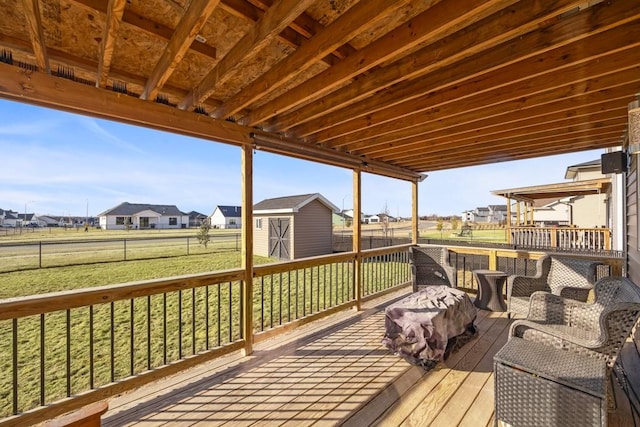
[
  {"x1": 318, "y1": 25, "x2": 640, "y2": 148},
  {"x1": 140, "y1": 0, "x2": 221, "y2": 101},
  {"x1": 72, "y1": 0, "x2": 217, "y2": 60},
  {"x1": 212, "y1": 0, "x2": 410, "y2": 119},
  {"x1": 242, "y1": 0, "x2": 513, "y2": 126},
  {"x1": 220, "y1": 0, "x2": 354, "y2": 65},
  {"x1": 397, "y1": 116, "x2": 627, "y2": 165},
  {"x1": 96, "y1": 0, "x2": 126, "y2": 88},
  {"x1": 275, "y1": 0, "x2": 593, "y2": 133},
  {"x1": 352, "y1": 85, "x2": 636, "y2": 156},
  {"x1": 179, "y1": 0, "x2": 316, "y2": 111},
  {"x1": 20, "y1": 0, "x2": 49, "y2": 73},
  {"x1": 406, "y1": 133, "x2": 622, "y2": 171}
]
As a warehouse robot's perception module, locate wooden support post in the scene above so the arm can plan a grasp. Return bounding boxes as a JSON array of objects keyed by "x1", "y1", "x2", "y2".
[
  {"x1": 506, "y1": 196, "x2": 512, "y2": 244},
  {"x1": 516, "y1": 202, "x2": 521, "y2": 226},
  {"x1": 241, "y1": 145, "x2": 254, "y2": 356},
  {"x1": 353, "y1": 170, "x2": 362, "y2": 311},
  {"x1": 412, "y1": 181, "x2": 419, "y2": 245}
]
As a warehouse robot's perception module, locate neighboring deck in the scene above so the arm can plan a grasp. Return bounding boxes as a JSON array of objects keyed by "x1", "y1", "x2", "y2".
[{"x1": 102, "y1": 289, "x2": 637, "y2": 426}]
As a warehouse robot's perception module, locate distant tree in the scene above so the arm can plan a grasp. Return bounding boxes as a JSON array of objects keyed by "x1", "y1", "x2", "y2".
[
  {"x1": 380, "y1": 202, "x2": 391, "y2": 239},
  {"x1": 451, "y1": 218, "x2": 459, "y2": 232},
  {"x1": 436, "y1": 219, "x2": 444, "y2": 239},
  {"x1": 124, "y1": 217, "x2": 133, "y2": 232},
  {"x1": 197, "y1": 218, "x2": 211, "y2": 248}
]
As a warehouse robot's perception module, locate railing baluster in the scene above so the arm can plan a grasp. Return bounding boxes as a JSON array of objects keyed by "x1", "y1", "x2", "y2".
[
  {"x1": 228, "y1": 282, "x2": 232, "y2": 342},
  {"x1": 260, "y1": 276, "x2": 265, "y2": 331},
  {"x1": 239, "y1": 281, "x2": 244, "y2": 340},
  {"x1": 279, "y1": 272, "x2": 282, "y2": 326},
  {"x1": 130, "y1": 299, "x2": 134, "y2": 376},
  {"x1": 12, "y1": 318, "x2": 18, "y2": 415},
  {"x1": 192, "y1": 288, "x2": 196, "y2": 355},
  {"x1": 295, "y1": 270, "x2": 299, "y2": 319},
  {"x1": 163, "y1": 294, "x2": 167, "y2": 365},
  {"x1": 66, "y1": 309, "x2": 71, "y2": 397},
  {"x1": 217, "y1": 284, "x2": 221, "y2": 347},
  {"x1": 147, "y1": 296, "x2": 151, "y2": 371},
  {"x1": 110, "y1": 302, "x2": 114, "y2": 382},
  {"x1": 40, "y1": 313, "x2": 45, "y2": 405},
  {"x1": 205, "y1": 286, "x2": 210, "y2": 349},
  {"x1": 178, "y1": 290, "x2": 182, "y2": 359},
  {"x1": 89, "y1": 306, "x2": 94, "y2": 389},
  {"x1": 287, "y1": 272, "x2": 291, "y2": 322}
]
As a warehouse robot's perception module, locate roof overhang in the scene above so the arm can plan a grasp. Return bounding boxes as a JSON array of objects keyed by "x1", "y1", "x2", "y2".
[{"x1": 492, "y1": 177, "x2": 612, "y2": 202}]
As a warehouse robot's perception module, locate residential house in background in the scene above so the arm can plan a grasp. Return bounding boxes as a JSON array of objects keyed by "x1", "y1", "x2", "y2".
[
  {"x1": 98, "y1": 202, "x2": 189, "y2": 230},
  {"x1": 530, "y1": 198, "x2": 571, "y2": 226},
  {"x1": 187, "y1": 211, "x2": 208, "y2": 228},
  {"x1": 463, "y1": 205, "x2": 508, "y2": 223},
  {"x1": 0, "y1": 209, "x2": 19, "y2": 227},
  {"x1": 210, "y1": 206, "x2": 241, "y2": 229},
  {"x1": 253, "y1": 193, "x2": 337, "y2": 260}
]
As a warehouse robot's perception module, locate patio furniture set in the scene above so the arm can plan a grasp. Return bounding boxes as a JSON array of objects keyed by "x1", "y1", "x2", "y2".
[{"x1": 381, "y1": 246, "x2": 640, "y2": 427}]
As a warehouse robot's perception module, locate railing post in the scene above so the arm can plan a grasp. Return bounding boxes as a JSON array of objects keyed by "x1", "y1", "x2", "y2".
[
  {"x1": 241, "y1": 145, "x2": 254, "y2": 356},
  {"x1": 353, "y1": 170, "x2": 362, "y2": 311},
  {"x1": 488, "y1": 250, "x2": 498, "y2": 270}
]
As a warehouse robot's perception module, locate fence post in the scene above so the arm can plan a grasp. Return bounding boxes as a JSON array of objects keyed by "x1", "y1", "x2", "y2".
[
  {"x1": 123, "y1": 239, "x2": 127, "y2": 261},
  {"x1": 39, "y1": 241, "x2": 42, "y2": 268},
  {"x1": 186, "y1": 236, "x2": 189, "y2": 255}
]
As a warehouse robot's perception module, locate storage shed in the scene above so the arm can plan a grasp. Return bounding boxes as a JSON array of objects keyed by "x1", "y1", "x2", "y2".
[{"x1": 253, "y1": 194, "x2": 338, "y2": 260}]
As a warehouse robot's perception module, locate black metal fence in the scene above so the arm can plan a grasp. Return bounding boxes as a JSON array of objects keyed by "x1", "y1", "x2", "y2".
[{"x1": 0, "y1": 234, "x2": 242, "y2": 273}]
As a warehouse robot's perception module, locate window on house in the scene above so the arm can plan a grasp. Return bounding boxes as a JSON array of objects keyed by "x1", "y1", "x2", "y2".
[
  {"x1": 229, "y1": 219, "x2": 236, "y2": 225},
  {"x1": 255, "y1": 218, "x2": 262, "y2": 229},
  {"x1": 116, "y1": 217, "x2": 125, "y2": 225},
  {"x1": 169, "y1": 217, "x2": 177, "y2": 225}
]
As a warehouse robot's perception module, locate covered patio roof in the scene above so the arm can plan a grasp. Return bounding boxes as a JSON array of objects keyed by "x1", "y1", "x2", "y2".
[
  {"x1": 0, "y1": 0, "x2": 638, "y2": 181},
  {"x1": 491, "y1": 177, "x2": 612, "y2": 203}
]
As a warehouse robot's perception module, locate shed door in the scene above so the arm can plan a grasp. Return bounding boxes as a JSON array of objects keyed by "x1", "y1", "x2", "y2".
[{"x1": 268, "y1": 218, "x2": 291, "y2": 260}]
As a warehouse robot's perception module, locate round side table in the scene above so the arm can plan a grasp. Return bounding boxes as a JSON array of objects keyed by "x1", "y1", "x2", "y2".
[{"x1": 473, "y1": 269, "x2": 508, "y2": 311}]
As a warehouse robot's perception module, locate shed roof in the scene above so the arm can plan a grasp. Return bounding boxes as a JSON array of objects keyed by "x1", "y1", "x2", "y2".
[
  {"x1": 0, "y1": 1, "x2": 636, "y2": 180},
  {"x1": 254, "y1": 193, "x2": 338, "y2": 214}
]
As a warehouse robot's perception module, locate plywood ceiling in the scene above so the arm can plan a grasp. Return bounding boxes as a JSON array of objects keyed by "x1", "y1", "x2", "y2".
[{"x1": 0, "y1": 0, "x2": 638, "y2": 181}]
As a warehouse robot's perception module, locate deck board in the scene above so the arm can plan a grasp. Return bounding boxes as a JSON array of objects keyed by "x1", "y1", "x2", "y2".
[{"x1": 102, "y1": 290, "x2": 638, "y2": 426}]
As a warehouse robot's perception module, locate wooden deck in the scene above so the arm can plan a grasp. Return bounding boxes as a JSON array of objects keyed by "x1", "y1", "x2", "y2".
[{"x1": 102, "y1": 289, "x2": 637, "y2": 426}]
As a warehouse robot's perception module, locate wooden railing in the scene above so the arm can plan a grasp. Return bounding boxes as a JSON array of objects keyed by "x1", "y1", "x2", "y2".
[
  {"x1": 0, "y1": 245, "x2": 412, "y2": 426},
  {"x1": 509, "y1": 227, "x2": 612, "y2": 250},
  {"x1": 0, "y1": 243, "x2": 622, "y2": 426}
]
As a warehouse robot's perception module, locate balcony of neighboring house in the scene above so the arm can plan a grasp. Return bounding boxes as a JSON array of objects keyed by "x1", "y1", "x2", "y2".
[{"x1": 0, "y1": 245, "x2": 636, "y2": 426}]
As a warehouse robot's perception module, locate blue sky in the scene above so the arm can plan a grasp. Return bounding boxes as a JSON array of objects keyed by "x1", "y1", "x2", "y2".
[{"x1": 0, "y1": 99, "x2": 603, "y2": 218}]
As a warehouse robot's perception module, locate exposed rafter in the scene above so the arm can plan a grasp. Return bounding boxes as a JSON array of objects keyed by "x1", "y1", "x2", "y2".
[
  {"x1": 212, "y1": 0, "x2": 410, "y2": 119},
  {"x1": 96, "y1": 0, "x2": 126, "y2": 88},
  {"x1": 20, "y1": 0, "x2": 49, "y2": 73},
  {"x1": 179, "y1": 0, "x2": 317, "y2": 111},
  {"x1": 140, "y1": 0, "x2": 222, "y2": 101}
]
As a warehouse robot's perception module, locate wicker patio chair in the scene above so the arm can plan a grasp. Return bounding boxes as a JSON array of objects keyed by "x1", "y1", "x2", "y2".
[
  {"x1": 508, "y1": 276, "x2": 640, "y2": 409},
  {"x1": 409, "y1": 246, "x2": 456, "y2": 292},
  {"x1": 506, "y1": 254, "x2": 602, "y2": 318}
]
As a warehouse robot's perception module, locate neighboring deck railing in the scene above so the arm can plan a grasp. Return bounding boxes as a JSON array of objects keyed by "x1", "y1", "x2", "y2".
[
  {"x1": 509, "y1": 226, "x2": 611, "y2": 250},
  {"x1": 0, "y1": 245, "x2": 412, "y2": 426}
]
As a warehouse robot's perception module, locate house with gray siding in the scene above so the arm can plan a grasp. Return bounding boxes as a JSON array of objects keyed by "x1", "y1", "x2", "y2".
[
  {"x1": 98, "y1": 202, "x2": 189, "y2": 230},
  {"x1": 253, "y1": 193, "x2": 338, "y2": 260}
]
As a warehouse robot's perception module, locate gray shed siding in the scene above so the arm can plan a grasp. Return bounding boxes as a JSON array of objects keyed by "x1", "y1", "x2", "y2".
[{"x1": 292, "y1": 199, "x2": 333, "y2": 259}]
